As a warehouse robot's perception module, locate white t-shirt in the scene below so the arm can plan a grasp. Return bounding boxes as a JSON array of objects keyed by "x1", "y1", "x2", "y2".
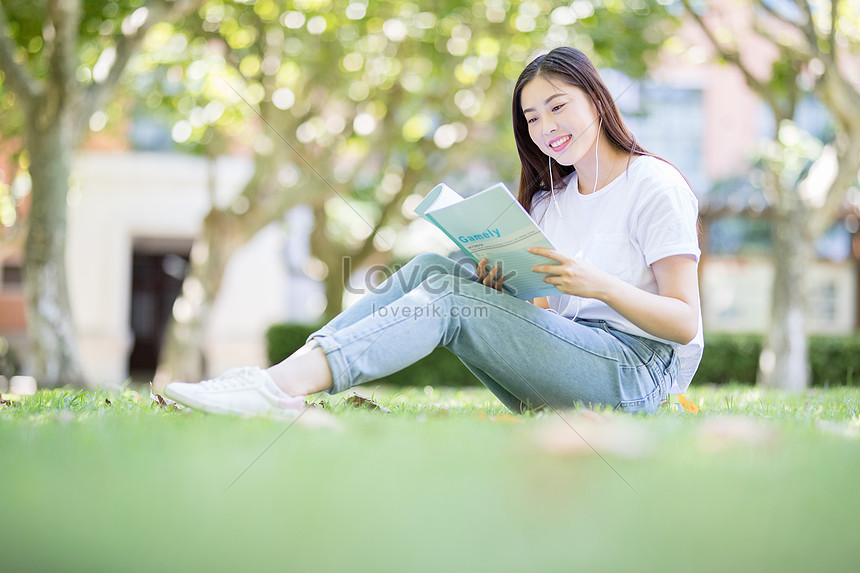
[{"x1": 531, "y1": 155, "x2": 703, "y2": 393}]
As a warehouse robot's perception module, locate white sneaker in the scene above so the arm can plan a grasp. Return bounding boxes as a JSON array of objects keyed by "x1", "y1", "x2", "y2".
[{"x1": 164, "y1": 367, "x2": 305, "y2": 417}]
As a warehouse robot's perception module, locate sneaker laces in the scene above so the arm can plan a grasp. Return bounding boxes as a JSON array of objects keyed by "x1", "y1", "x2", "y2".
[{"x1": 200, "y1": 367, "x2": 263, "y2": 391}]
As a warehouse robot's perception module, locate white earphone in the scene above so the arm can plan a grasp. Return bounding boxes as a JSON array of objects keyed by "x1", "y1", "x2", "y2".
[
  {"x1": 549, "y1": 155, "x2": 563, "y2": 217},
  {"x1": 545, "y1": 116, "x2": 604, "y2": 321},
  {"x1": 592, "y1": 117, "x2": 603, "y2": 195},
  {"x1": 548, "y1": 117, "x2": 603, "y2": 216}
]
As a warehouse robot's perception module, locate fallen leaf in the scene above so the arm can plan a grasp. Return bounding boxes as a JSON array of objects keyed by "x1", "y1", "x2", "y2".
[
  {"x1": 488, "y1": 414, "x2": 522, "y2": 424},
  {"x1": 344, "y1": 392, "x2": 391, "y2": 413},
  {"x1": 697, "y1": 416, "x2": 778, "y2": 451},
  {"x1": 534, "y1": 413, "x2": 654, "y2": 459},
  {"x1": 578, "y1": 409, "x2": 612, "y2": 423},
  {"x1": 149, "y1": 387, "x2": 182, "y2": 412},
  {"x1": 676, "y1": 394, "x2": 700, "y2": 414}
]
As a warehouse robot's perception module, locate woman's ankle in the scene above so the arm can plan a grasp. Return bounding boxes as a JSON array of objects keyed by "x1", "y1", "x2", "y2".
[{"x1": 267, "y1": 346, "x2": 333, "y2": 396}]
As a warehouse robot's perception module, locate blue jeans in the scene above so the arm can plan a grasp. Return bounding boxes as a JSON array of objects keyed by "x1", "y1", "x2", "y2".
[{"x1": 309, "y1": 253, "x2": 678, "y2": 414}]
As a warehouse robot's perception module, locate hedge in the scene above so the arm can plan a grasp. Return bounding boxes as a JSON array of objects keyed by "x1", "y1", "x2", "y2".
[
  {"x1": 695, "y1": 333, "x2": 860, "y2": 386},
  {"x1": 266, "y1": 323, "x2": 477, "y2": 387},
  {"x1": 0, "y1": 336, "x2": 20, "y2": 379},
  {"x1": 266, "y1": 323, "x2": 860, "y2": 388}
]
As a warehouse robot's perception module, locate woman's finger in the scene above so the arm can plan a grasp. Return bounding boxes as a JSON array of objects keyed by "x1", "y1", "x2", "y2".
[
  {"x1": 495, "y1": 274, "x2": 505, "y2": 292},
  {"x1": 532, "y1": 263, "x2": 564, "y2": 275},
  {"x1": 482, "y1": 265, "x2": 498, "y2": 286},
  {"x1": 476, "y1": 257, "x2": 488, "y2": 278},
  {"x1": 527, "y1": 247, "x2": 567, "y2": 263}
]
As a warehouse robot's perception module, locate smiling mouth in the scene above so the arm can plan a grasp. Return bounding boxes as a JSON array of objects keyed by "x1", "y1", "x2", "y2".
[{"x1": 549, "y1": 135, "x2": 571, "y2": 150}]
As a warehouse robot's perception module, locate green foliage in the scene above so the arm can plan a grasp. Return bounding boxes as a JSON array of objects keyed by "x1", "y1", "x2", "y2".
[
  {"x1": 0, "y1": 0, "x2": 146, "y2": 233},
  {"x1": 758, "y1": 121, "x2": 827, "y2": 189},
  {"x1": 694, "y1": 332, "x2": 860, "y2": 387},
  {"x1": 0, "y1": 0, "x2": 147, "y2": 125},
  {"x1": 0, "y1": 336, "x2": 20, "y2": 379},
  {"x1": 694, "y1": 332, "x2": 763, "y2": 385},
  {"x1": 266, "y1": 322, "x2": 477, "y2": 387},
  {"x1": 809, "y1": 335, "x2": 860, "y2": 387},
  {"x1": 265, "y1": 322, "x2": 318, "y2": 366},
  {"x1": 131, "y1": 0, "x2": 678, "y2": 259}
]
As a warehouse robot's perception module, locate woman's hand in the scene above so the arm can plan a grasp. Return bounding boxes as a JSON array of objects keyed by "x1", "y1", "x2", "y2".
[
  {"x1": 476, "y1": 257, "x2": 505, "y2": 292},
  {"x1": 529, "y1": 247, "x2": 700, "y2": 345},
  {"x1": 527, "y1": 247, "x2": 613, "y2": 299}
]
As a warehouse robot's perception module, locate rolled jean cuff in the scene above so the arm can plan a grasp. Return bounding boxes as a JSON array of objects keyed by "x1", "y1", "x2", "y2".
[
  {"x1": 306, "y1": 327, "x2": 334, "y2": 345},
  {"x1": 308, "y1": 333, "x2": 353, "y2": 395}
]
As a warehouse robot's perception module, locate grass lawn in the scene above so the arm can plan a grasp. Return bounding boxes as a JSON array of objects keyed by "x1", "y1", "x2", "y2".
[{"x1": 2, "y1": 383, "x2": 859, "y2": 572}]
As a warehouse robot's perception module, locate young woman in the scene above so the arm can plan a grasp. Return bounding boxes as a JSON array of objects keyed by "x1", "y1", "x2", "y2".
[{"x1": 165, "y1": 47, "x2": 703, "y2": 416}]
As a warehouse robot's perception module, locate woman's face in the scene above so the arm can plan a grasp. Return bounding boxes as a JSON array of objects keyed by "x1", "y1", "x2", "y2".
[{"x1": 520, "y1": 75, "x2": 601, "y2": 167}]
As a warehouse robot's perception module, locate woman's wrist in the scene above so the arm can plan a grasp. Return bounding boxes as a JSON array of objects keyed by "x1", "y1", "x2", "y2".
[{"x1": 591, "y1": 270, "x2": 625, "y2": 305}]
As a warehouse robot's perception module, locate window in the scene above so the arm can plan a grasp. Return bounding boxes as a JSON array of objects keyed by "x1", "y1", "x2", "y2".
[
  {"x1": 758, "y1": 96, "x2": 833, "y2": 141},
  {"x1": 708, "y1": 217, "x2": 772, "y2": 256},
  {"x1": 622, "y1": 83, "x2": 708, "y2": 194},
  {"x1": 809, "y1": 280, "x2": 838, "y2": 323},
  {"x1": 1, "y1": 261, "x2": 22, "y2": 291}
]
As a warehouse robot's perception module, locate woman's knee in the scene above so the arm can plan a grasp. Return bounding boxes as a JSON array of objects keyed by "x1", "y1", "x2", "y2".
[
  {"x1": 408, "y1": 252, "x2": 457, "y2": 273},
  {"x1": 421, "y1": 272, "x2": 457, "y2": 295},
  {"x1": 421, "y1": 273, "x2": 499, "y2": 301},
  {"x1": 412, "y1": 253, "x2": 479, "y2": 283}
]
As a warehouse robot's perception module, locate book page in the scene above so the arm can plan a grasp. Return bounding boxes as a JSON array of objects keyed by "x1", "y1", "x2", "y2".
[
  {"x1": 413, "y1": 183, "x2": 463, "y2": 217},
  {"x1": 457, "y1": 226, "x2": 558, "y2": 300},
  {"x1": 415, "y1": 182, "x2": 560, "y2": 300}
]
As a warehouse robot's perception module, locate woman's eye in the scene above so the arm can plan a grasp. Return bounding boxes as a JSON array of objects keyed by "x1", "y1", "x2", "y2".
[
  {"x1": 552, "y1": 103, "x2": 565, "y2": 112},
  {"x1": 527, "y1": 117, "x2": 538, "y2": 124}
]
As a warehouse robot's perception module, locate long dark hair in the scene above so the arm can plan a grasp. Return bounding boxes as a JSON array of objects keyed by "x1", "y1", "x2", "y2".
[{"x1": 512, "y1": 47, "x2": 651, "y2": 214}]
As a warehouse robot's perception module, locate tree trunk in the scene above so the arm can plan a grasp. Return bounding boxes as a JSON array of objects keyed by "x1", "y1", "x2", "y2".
[
  {"x1": 757, "y1": 201, "x2": 812, "y2": 390},
  {"x1": 23, "y1": 121, "x2": 83, "y2": 387},
  {"x1": 152, "y1": 150, "x2": 301, "y2": 391},
  {"x1": 309, "y1": 201, "x2": 346, "y2": 321},
  {"x1": 152, "y1": 209, "x2": 241, "y2": 389}
]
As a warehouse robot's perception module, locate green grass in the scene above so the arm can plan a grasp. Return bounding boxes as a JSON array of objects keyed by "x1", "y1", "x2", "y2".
[{"x1": 2, "y1": 384, "x2": 859, "y2": 572}]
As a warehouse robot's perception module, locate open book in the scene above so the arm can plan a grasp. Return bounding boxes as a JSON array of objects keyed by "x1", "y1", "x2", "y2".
[{"x1": 414, "y1": 182, "x2": 560, "y2": 300}]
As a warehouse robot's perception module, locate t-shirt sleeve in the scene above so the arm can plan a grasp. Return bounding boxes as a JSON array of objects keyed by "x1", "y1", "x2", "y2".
[{"x1": 634, "y1": 184, "x2": 701, "y2": 266}]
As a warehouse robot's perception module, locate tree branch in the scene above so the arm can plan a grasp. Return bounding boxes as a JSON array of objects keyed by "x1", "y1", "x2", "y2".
[
  {"x1": 808, "y1": 61, "x2": 860, "y2": 234},
  {"x1": 681, "y1": 0, "x2": 782, "y2": 117},
  {"x1": 350, "y1": 163, "x2": 422, "y2": 266},
  {"x1": 234, "y1": 151, "x2": 296, "y2": 240},
  {"x1": 791, "y1": 0, "x2": 820, "y2": 51},
  {"x1": 45, "y1": 0, "x2": 81, "y2": 126},
  {"x1": 829, "y1": 0, "x2": 838, "y2": 64},
  {"x1": 817, "y1": 55, "x2": 860, "y2": 135},
  {"x1": 758, "y1": 0, "x2": 804, "y2": 28},
  {"x1": 750, "y1": 16, "x2": 811, "y2": 60},
  {"x1": 754, "y1": 0, "x2": 816, "y2": 60},
  {"x1": 0, "y1": 0, "x2": 39, "y2": 105},
  {"x1": 809, "y1": 137, "x2": 860, "y2": 236},
  {"x1": 82, "y1": 0, "x2": 201, "y2": 134}
]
